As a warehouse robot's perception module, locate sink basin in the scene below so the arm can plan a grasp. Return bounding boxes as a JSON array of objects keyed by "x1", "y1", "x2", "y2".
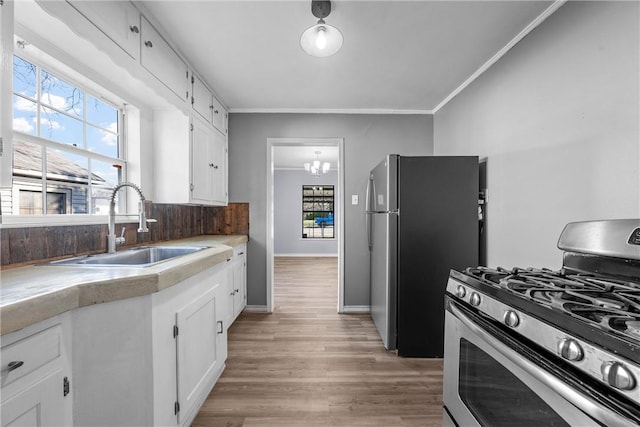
[{"x1": 47, "y1": 246, "x2": 210, "y2": 267}]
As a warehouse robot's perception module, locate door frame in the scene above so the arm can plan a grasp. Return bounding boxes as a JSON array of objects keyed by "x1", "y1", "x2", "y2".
[{"x1": 266, "y1": 137, "x2": 345, "y2": 313}]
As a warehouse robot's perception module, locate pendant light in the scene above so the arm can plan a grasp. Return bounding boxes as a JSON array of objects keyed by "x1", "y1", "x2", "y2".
[{"x1": 300, "y1": 1, "x2": 343, "y2": 58}]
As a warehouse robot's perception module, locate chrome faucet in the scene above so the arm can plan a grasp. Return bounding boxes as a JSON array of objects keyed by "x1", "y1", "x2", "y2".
[{"x1": 107, "y1": 182, "x2": 154, "y2": 253}]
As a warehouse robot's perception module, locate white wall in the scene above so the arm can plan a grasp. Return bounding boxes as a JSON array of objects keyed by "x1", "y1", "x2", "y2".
[
  {"x1": 274, "y1": 170, "x2": 338, "y2": 256},
  {"x1": 434, "y1": 1, "x2": 640, "y2": 269},
  {"x1": 228, "y1": 114, "x2": 434, "y2": 308}
]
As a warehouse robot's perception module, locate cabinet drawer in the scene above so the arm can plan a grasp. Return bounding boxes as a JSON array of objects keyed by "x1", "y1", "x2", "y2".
[{"x1": 1, "y1": 325, "x2": 62, "y2": 387}]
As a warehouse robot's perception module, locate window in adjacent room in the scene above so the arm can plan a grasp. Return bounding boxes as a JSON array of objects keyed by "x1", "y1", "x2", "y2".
[
  {"x1": 11, "y1": 54, "x2": 125, "y2": 215},
  {"x1": 302, "y1": 185, "x2": 334, "y2": 239}
]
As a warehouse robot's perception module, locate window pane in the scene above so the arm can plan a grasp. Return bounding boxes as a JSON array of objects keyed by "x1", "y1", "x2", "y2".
[
  {"x1": 19, "y1": 190, "x2": 41, "y2": 215},
  {"x1": 40, "y1": 70, "x2": 83, "y2": 118},
  {"x1": 14, "y1": 141, "x2": 43, "y2": 177},
  {"x1": 91, "y1": 186, "x2": 112, "y2": 215},
  {"x1": 13, "y1": 56, "x2": 37, "y2": 99},
  {"x1": 13, "y1": 95, "x2": 37, "y2": 135},
  {"x1": 86, "y1": 94, "x2": 118, "y2": 129},
  {"x1": 87, "y1": 124, "x2": 118, "y2": 157},
  {"x1": 46, "y1": 191, "x2": 67, "y2": 215},
  {"x1": 46, "y1": 147, "x2": 88, "y2": 184},
  {"x1": 40, "y1": 106, "x2": 83, "y2": 147},
  {"x1": 91, "y1": 159, "x2": 119, "y2": 188}
]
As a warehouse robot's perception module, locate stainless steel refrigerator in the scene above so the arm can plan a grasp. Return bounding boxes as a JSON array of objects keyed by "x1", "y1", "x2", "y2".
[{"x1": 366, "y1": 155, "x2": 478, "y2": 357}]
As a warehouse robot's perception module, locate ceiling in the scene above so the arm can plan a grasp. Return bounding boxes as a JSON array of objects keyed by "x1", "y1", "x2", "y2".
[{"x1": 138, "y1": 1, "x2": 557, "y2": 114}]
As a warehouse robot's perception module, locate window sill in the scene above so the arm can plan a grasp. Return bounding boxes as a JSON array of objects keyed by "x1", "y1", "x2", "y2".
[
  {"x1": 299, "y1": 238, "x2": 336, "y2": 241},
  {"x1": 0, "y1": 214, "x2": 141, "y2": 229}
]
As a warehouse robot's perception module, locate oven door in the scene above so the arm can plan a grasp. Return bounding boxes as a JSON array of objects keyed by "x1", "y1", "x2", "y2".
[{"x1": 443, "y1": 297, "x2": 638, "y2": 427}]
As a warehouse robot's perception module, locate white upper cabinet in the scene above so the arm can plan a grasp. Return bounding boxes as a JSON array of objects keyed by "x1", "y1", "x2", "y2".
[
  {"x1": 67, "y1": 0, "x2": 141, "y2": 60},
  {"x1": 191, "y1": 73, "x2": 212, "y2": 124},
  {"x1": 140, "y1": 16, "x2": 188, "y2": 102},
  {"x1": 153, "y1": 111, "x2": 227, "y2": 206},
  {"x1": 211, "y1": 95, "x2": 228, "y2": 135},
  {"x1": 191, "y1": 118, "x2": 228, "y2": 206}
]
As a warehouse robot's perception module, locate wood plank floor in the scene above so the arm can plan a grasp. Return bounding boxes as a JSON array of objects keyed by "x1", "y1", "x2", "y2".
[{"x1": 192, "y1": 257, "x2": 444, "y2": 427}]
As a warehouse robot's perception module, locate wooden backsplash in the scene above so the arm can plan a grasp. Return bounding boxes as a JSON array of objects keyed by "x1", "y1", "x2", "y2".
[{"x1": 0, "y1": 203, "x2": 249, "y2": 267}]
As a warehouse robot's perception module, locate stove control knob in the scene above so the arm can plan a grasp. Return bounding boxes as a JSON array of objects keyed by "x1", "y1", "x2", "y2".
[
  {"x1": 601, "y1": 362, "x2": 636, "y2": 391},
  {"x1": 558, "y1": 338, "x2": 584, "y2": 362},
  {"x1": 456, "y1": 286, "x2": 467, "y2": 299},
  {"x1": 469, "y1": 292, "x2": 481, "y2": 307},
  {"x1": 503, "y1": 311, "x2": 520, "y2": 328}
]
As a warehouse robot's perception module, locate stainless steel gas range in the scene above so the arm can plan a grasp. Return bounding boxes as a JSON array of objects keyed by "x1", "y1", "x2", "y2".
[{"x1": 443, "y1": 219, "x2": 640, "y2": 426}]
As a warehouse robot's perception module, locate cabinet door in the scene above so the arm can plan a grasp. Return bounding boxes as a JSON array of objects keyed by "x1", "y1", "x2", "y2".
[
  {"x1": 175, "y1": 288, "x2": 218, "y2": 424},
  {"x1": 232, "y1": 249, "x2": 247, "y2": 317},
  {"x1": 211, "y1": 130, "x2": 228, "y2": 206},
  {"x1": 190, "y1": 119, "x2": 214, "y2": 203},
  {"x1": 214, "y1": 284, "x2": 228, "y2": 366},
  {"x1": 140, "y1": 16, "x2": 188, "y2": 101},
  {"x1": 1, "y1": 370, "x2": 65, "y2": 427},
  {"x1": 191, "y1": 73, "x2": 212, "y2": 124},
  {"x1": 211, "y1": 96, "x2": 227, "y2": 135},
  {"x1": 68, "y1": 0, "x2": 140, "y2": 60}
]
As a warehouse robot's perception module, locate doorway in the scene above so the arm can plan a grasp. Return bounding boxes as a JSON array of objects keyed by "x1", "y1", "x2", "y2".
[{"x1": 266, "y1": 138, "x2": 345, "y2": 313}]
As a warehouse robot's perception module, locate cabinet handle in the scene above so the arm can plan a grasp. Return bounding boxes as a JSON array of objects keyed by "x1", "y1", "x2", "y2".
[
  {"x1": 217, "y1": 320, "x2": 224, "y2": 334},
  {"x1": 209, "y1": 163, "x2": 215, "y2": 168},
  {"x1": 213, "y1": 165, "x2": 219, "y2": 169},
  {"x1": 214, "y1": 109, "x2": 219, "y2": 114},
  {"x1": 238, "y1": 252, "x2": 244, "y2": 255},
  {"x1": 129, "y1": 25, "x2": 139, "y2": 34},
  {"x1": 144, "y1": 40, "x2": 153, "y2": 48},
  {"x1": 6, "y1": 361, "x2": 24, "y2": 372}
]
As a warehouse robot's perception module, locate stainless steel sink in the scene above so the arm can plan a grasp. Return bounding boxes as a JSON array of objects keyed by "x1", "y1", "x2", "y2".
[{"x1": 46, "y1": 246, "x2": 210, "y2": 267}]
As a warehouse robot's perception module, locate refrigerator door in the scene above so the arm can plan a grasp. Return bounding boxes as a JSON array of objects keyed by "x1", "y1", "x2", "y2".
[
  {"x1": 369, "y1": 155, "x2": 398, "y2": 350},
  {"x1": 396, "y1": 156, "x2": 478, "y2": 357}
]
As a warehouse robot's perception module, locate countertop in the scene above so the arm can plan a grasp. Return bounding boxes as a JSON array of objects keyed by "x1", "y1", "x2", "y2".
[{"x1": 0, "y1": 235, "x2": 248, "y2": 336}]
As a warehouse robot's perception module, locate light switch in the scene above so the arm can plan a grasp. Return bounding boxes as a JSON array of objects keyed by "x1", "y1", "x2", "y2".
[{"x1": 351, "y1": 195, "x2": 358, "y2": 205}]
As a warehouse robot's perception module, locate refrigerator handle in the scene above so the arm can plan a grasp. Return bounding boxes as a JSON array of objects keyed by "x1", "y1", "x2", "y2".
[
  {"x1": 366, "y1": 176, "x2": 373, "y2": 249},
  {"x1": 365, "y1": 174, "x2": 372, "y2": 212}
]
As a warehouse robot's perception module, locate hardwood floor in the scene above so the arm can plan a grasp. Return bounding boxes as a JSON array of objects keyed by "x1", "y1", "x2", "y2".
[{"x1": 192, "y1": 257, "x2": 444, "y2": 427}]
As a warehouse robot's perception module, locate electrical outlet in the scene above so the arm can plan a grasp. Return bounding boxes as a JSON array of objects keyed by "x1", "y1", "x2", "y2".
[{"x1": 351, "y1": 195, "x2": 358, "y2": 205}]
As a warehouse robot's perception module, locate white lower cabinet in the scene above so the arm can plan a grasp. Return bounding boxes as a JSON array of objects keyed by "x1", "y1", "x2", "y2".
[
  {"x1": 231, "y1": 244, "x2": 247, "y2": 322},
  {"x1": 152, "y1": 262, "x2": 228, "y2": 427},
  {"x1": 71, "y1": 262, "x2": 229, "y2": 427},
  {"x1": 0, "y1": 315, "x2": 72, "y2": 427}
]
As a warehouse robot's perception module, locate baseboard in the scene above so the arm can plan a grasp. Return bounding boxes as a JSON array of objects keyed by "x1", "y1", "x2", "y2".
[
  {"x1": 341, "y1": 305, "x2": 370, "y2": 313},
  {"x1": 244, "y1": 305, "x2": 269, "y2": 312},
  {"x1": 275, "y1": 253, "x2": 338, "y2": 257}
]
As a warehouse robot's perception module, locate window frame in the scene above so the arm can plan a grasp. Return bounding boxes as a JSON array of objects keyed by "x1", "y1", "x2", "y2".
[
  {"x1": 301, "y1": 184, "x2": 335, "y2": 239},
  {"x1": 9, "y1": 52, "x2": 128, "y2": 218}
]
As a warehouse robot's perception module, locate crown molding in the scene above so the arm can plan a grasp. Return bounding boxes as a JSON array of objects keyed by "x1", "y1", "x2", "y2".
[
  {"x1": 432, "y1": 0, "x2": 567, "y2": 113},
  {"x1": 228, "y1": 108, "x2": 433, "y2": 115}
]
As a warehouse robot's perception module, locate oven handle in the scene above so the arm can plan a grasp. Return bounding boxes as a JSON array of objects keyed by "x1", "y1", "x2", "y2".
[{"x1": 449, "y1": 301, "x2": 634, "y2": 427}]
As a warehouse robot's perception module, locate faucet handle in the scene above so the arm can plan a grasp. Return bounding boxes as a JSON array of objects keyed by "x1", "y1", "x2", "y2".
[{"x1": 115, "y1": 227, "x2": 126, "y2": 246}]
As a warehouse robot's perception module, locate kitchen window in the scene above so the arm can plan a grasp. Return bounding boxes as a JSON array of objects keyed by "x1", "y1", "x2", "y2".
[
  {"x1": 10, "y1": 54, "x2": 125, "y2": 216},
  {"x1": 302, "y1": 185, "x2": 334, "y2": 239}
]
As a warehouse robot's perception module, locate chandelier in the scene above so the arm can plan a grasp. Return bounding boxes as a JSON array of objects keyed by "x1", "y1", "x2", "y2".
[{"x1": 304, "y1": 151, "x2": 330, "y2": 176}]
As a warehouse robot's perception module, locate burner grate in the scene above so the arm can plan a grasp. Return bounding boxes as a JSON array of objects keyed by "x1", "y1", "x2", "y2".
[{"x1": 463, "y1": 266, "x2": 640, "y2": 341}]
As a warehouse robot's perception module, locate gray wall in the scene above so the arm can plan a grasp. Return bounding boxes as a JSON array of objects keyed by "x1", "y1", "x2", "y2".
[
  {"x1": 228, "y1": 114, "x2": 434, "y2": 307},
  {"x1": 274, "y1": 170, "x2": 339, "y2": 255},
  {"x1": 434, "y1": 1, "x2": 640, "y2": 269}
]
